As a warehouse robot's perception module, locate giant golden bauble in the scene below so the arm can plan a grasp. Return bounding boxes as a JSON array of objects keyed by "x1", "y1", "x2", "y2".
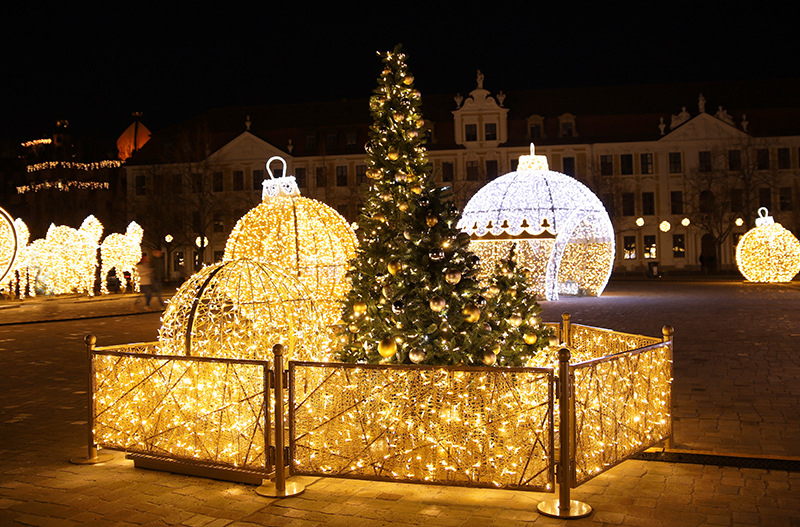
[{"x1": 736, "y1": 221, "x2": 800, "y2": 283}]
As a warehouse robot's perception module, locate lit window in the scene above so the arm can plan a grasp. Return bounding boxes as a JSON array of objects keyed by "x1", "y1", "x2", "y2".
[
  {"x1": 623, "y1": 236, "x2": 636, "y2": 259},
  {"x1": 643, "y1": 235, "x2": 657, "y2": 259},
  {"x1": 673, "y1": 234, "x2": 685, "y2": 258}
]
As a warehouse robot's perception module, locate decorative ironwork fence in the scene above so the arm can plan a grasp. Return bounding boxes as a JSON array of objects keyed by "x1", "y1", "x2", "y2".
[{"x1": 290, "y1": 362, "x2": 554, "y2": 491}]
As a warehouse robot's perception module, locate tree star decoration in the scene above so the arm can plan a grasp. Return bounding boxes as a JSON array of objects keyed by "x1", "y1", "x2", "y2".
[
  {"x1": 457, "y1": 144, "x2": 615, "y2": 301},
  {"x1": 224, "y1": 157, "x2": 357, "y2": 328},
  {"x1": 736, "y1": 207, "x2": 800, "y2": 283}
]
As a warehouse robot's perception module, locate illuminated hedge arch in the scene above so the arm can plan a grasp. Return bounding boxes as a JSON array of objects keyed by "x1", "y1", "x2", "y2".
[{"x1": 458, "y1": 146, "x2": 615, "y2": 301}]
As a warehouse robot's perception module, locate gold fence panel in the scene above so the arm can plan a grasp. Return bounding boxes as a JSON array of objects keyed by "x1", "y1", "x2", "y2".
[
  {"x1": 569, "y1": 324, "x2": 661, "y2": 362},
  {"x1": 290, "y1": 362, "x2": 554, "y2": 491},
  {"x1": 92, "y1": 345, "x2": 270, "y2": 472},
  {"x1": 571, "y1": 342, "x2": 672, "y2": 485}
]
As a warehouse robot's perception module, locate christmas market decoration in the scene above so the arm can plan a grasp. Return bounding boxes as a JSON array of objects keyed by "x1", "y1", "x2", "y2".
[
  {"x1": 337, "y1": 45, "x2": 493, "y2": 365},
  {"x1": 483, "y1": 244, "x2": 554, "y2": 366},
  {"x1": 735, "y1": 207, "x2": 800, "y2": 283},
  {"x1": 100, "y1": 221, "x2": 144, "y2": 294},
  {"x1": 0, "y1": 206, "x2": 18, "y2": 285},
  {"x1": 158, "y1": 258, "x2": 329, "y2": 362},
  {"x1": 458, "y1": 144, "x2": 615, "y2": 301},
  {"x1": 224, "y1": 157, "x2": 357, "y2": 328}
]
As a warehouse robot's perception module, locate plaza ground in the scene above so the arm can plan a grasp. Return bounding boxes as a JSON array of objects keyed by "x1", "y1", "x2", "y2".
[{"x1": 1, "y1": 279, "x2": 799, "y2": 526}]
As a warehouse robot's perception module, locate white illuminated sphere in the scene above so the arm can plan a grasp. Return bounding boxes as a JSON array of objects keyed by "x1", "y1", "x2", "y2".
[{"x1": 458, "y1": 155, "x2": 614, "y2": 300}]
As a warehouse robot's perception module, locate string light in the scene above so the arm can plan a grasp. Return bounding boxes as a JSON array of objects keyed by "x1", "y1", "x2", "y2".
[
  {"x1": 39, "y1": 216, "x2": 103, "y2": 296},
  {"x1": 100, "y1": 222, "x2": 144, "y2": 294},
  {"x1": 26, "y1": 160, "x2": 122, "y2": 173},
  {"x1": 17, "y1": 180, "x2": 109, "y2": 194},
  {"x1": 458, "y1": 144, "x2": 614, "y2": 300},
  {"x1": 21, "y1": 138, "x2": 52, "y2": 148},
  {"x1": 224, "y1": 157, "x2": 357, "y2": 328},
  {"x1": 736, "y1": 208, "x2": 800, "y2": 283}
]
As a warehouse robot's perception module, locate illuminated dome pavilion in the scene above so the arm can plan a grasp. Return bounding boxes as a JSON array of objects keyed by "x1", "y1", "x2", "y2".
[{"x1": 458, "y1": 145, "x2": 615, "y2": 301}]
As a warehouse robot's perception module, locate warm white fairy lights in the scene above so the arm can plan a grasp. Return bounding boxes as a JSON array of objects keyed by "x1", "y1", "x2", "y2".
[
  {"x1": 458, "y1": 145, "x2": 615, "y2": 300},
  {"x1": 100, "y1": 222, "x2": 144, "y2": 294},
  {"x1": 736, "y1": 208, "x2": 800, "y2": 283},
  {"x1": 21, "y1": 138, "x2": 52, "y2": 148},
  {"x1": 659, "y1": 221, "x2": 671, "y2": 232},
  {"x1": 224, "y1": 157, "x2": 357, "y2": 327},
  {"x1": 16, "y1": 181, "x2": 109, "y2": 194},
  {"x1": 0, "y1": 206, "x2": 18, "y2": 285},
  {"x1": 26, "y1": 160, "x2": 122, "y2": 173}
]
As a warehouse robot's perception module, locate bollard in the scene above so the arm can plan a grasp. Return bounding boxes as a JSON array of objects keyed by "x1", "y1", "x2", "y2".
[
  {"x1": 256, "y1": 344, "x2": 305, "y2": 498},
  {"x1": 537, "y1": 347, "x2": 592, "y2": 519},
  {"x1": 70, "y1": 335, "x2": 114, "y2": 465},
  {"x1": 662, "y1": 325, "x2": 675, "y2": 450}
]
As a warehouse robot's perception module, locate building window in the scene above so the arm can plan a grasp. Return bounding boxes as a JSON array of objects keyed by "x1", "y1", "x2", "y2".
[
  {"x1": 640, "y1": 153, "x2": 654, "y2": 174},
  {"x1": 673, "y1": 234, "x2": 685, "y2": 258},
  {"x1": 562, "y1": 156, "x2": 575, "y2": 176},
  {"x1": 171, "y1": 173, "x2": 182, "y2": 194},
  {"x1": 759, "y1": 187, "x2": 772, "y2": 209},
  {"x1": 670, "y1": 191, "x2": 683, "y2": 214},
  {"x1": 486, "y1": 160, "x2": 498, "y2": 180},
  {"x1": 253, "y1": 169, "x2": 264, "y2": 190},
  {"x1": 561, "y1": 122, "x2": 574, "y2": 137},
  {"x1": 295, "y1": 168, "x2": 306, "y2": 188},
  {"x1": 778, "y1": 148, "x2": 791, "y2": 169},
  {"x1": 699, "y1": 151, "x2": 712, "y2": 172},
  {"x1": 336, "y1": 204, "x2": 349, "y2": 218},
  {"x1": 466, "y1": 160, "x2": 479, "y2": 180},
  {"x1": 600, "y1": 155, "x2": 613, "y2": 176},
  {"x1": 326, "y1": 133, "x2": 338, "y2": 151},
  {"x1": 780, "y1": 187, "x2": 793, "y2": 211},
  {"x1": 441, "y1": 162, "x2": 454, "y2": 182},
  {"x1": 213, "y1": 213, "x2": 224, "y2": 233},
  {"x1": 346, "y1": 132, "x2": 358, "y2": 148},
  {"x1": 643, "y1": 235, "x2": 657, "y2": 259},
  {"x1": 699, "y1": 190, "x2": 715, "y2": 213},
  {"x1": 316, "y1": 167, "x2": 327, "y2": 188},
  {"x1": 620, "y1": 154, "x2": 633, "y2": 175},
  {"x1": 757, "y1": 149, "x2": 770, "y2": 170},
  {"x1": 668, "y1": 152, "x2": 682, "y2": 173},
  {"x1": 233, "y1": 170, "x2": 244, "y2": 191},
  {"x1": 213, "y1": 251, "x2": 224, "y2": 262},
  {"x1": 305, "y1": 133, "x2": 317, "y2": 151},
  {"x1": 192, "y1": 173, "x2": 202, "y2": 193},
  {"x1": 730, "y1": 189, "x2": 743, "y2": 213},
  {"x1": 213, "y1": 172, "x2": 223, "y2": 192},
  {"x1": 728, "y1": 150, "x2": 742, "y2": 171},
  {"x1": 336, "y1": 166, "x2": 348, "y2": 186},
  {"x1": 642, "y1": 192, "x2": 655, "y2": 215},
  {"x1": 465, "y1": 124, "x2": 477, "y2": 142},
  {"x1": 622, "y1": 192, "x2": 635, "y2": 216},
  {"x1": 355, "y1": 165, "x2": 366, "y2": 186},
  {"x1": 485, "y1": 123, "x2": 497, "y2": 141},
  {"x1": 134, "y1": 175, "x2": 146, "y2": 196},
  {"x1": 173, "y1": 251, "x2": 185, "y2": 272},
  {"x1": 623, "y1": 236, "x2": 636, "y2": 260},
  {"x1": 530, "y1": 124, "x2": 542, "y2": 139}
]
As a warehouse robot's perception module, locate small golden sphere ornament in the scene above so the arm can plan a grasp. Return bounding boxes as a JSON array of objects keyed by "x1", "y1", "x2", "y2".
[
  {"x1": 547, "y1": 336, "x2": 559, "y2": 347},
  {"x1": 445, "y1": 269, "x2": 462, "y2": 285},
  {"x1": 378, "y1": 337, "x2": 397, "y2": 358},
  {"x1": 409, "y1": 349, "x2": 426, "y2": 363},
  {"x1": 387, "y1": 260, "x2": 402, "y2": 275},
  {"x1": 353, "y1": 301, "x2": 367, "y2": 315},
  {"x1": 367, "y1": 168, "x2": 381, "y2": 179},
  {"x1": 373, "y1": 213, "x2": 386, "y2": 222},
  {"x1": 486, "y1": 285, "x2": 501, "y2": 298},
  {"x1": 481, "y1": 349, "x2": 497, "y2": 366},
  {"x1": 429, "y1": 295, "x2": 446, "y2": 312},
  {"x1": 509, "y1": 314, "x2": 523, "y2": 327},
  {"x1": 393, "y1": 112, "x2": 405, "y2": 122},
  {"x1": 523, "y1": 333, "x2": 538, "y2": 345},
  {"x1": 409, "y1": 130, "x2": 418, "y2": 138},
  {"x1": 381, "y1": 193, "x2": 392, "y2": 202},
  {"x1": 348, "y1": 323, "x2": 359, "y2": 333},
  {"x1": 395, "y1": 171, "x2": 407, "y2": 182},
  {"x1": 463, "y1": 303, "x2": 481, "y2": 323},
  {"x1": 426, "y1": 214, "x2": 438, "y2": 227},
  {"x1": 398, "y1": 201, "x2": 409, "y2": 212},
  {"x1": 410, "y1": 185, "x2": 423, "y2": 195},
  {"x1": 403, "y1": 75, "x2": 414, "y2": 85},
  {"x1": 388, "y1": 150, "x2": 399, "y2": 161}
]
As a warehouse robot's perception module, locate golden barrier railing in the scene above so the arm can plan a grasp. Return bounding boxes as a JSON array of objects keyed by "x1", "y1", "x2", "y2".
[
  {"x1": 289, "y1": 362, "x2": 555, "y2": 491},
  {"x1": 76, "y1": 337, "x2": 273, "y2": 479}
]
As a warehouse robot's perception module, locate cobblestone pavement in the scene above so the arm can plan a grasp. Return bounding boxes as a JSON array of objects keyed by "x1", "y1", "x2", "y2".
[{"x1": 1, "y1": 280, "x2": 799, "y2": 526}]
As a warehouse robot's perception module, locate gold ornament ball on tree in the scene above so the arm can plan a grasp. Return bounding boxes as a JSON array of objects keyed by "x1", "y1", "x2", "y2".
[
  {"x1": 395, "y1": 172, "x2": 407, "y2": 182},
  {"x1": 411, "y1": 185, "x2": 423, "y2": 194},
  {"x1": 481, "y1": 349, "x2": 497, "y2": 366},
  {"x1": 348, "y1": 323, "x2": 359, "y2": 333},
  {"x1": 393, "y1": 112, "x2": 405, "y2": 122},
  {"x1": 373, "y1": 213, "x2": 386, "y2": 222},
  {"x1": 398, "y1": 201, "x2": 409, "y2": 212},
  {"x1": 387, "y1": 260, "x2": 403, "y2": 275},
  {"x1": 403, "y1": 75, "x2": 414, "y2": 85},
  {"x1": 426, "y1": 214, "x2": 438, "y2": 227},
  {"x1": 378, "y1": 337, "x2": 397, "y2": 358},
  {"x1": 353, "y1": 301, "x2": 367, "y2": 315},
  {"x1": 429, "y1": 295, "x2": 446, "y2": 312},
  {"x1": 388, "y1": 150, "x2": 399, "y2": 161},
  {"x1": 523, "y1": 333, "x2": 538, "y2": 345},
  {"x1": 508, "y1": 314, "x2": 523, "y2": 327},
  {"x1": 408, "y1": 349, "x2": 426, "y2": 363},
  {"x1": 462, "y1": 303, "x2": 481, "y2": 323},
  {"x1": 445, "y1": 269, "x2": 462, "y2": 285}
]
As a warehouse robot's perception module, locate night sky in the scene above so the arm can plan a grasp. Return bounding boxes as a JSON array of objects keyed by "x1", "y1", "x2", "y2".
[{"x1": 3, "y1": 4, "x2": 797, "y2": 143}]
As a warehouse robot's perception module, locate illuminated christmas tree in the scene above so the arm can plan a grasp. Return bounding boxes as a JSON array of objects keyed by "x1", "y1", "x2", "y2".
[
  {"x1": 337, "y1": 45, "x2": 492, "y2": 365},
  {"x1": 483, "y1": 244, "x2": 554, "y2": 367}
]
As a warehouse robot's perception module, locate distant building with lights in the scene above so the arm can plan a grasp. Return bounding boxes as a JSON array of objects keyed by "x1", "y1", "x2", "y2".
[{"x1": 125, "y1": 78, "x2": 800, "y2": 277}]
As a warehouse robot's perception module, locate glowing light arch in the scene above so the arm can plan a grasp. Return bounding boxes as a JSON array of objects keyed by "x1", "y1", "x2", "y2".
[
  {"x1": 0, "y1": 206, "x2": 19, "y2": 284},
  {"x1": 458, "y1": 145, "x2": 615, "y2": 300}
]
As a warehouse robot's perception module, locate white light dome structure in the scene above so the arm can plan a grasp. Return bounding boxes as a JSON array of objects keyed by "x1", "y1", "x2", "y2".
[{"x1": 458, "y1": 145, "x2": 615, "y2": 301}]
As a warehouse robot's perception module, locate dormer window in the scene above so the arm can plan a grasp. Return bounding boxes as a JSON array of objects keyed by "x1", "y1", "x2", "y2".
[
  {"x1": 558, "y1": 113, "x2": 577, "y2": 138},
  {"x1": 530, "y1": 124, "x2": 542, "y2": 138}
]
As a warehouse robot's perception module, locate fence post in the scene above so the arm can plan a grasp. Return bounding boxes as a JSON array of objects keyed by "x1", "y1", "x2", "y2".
[
  {"x1": 70, "y1": 335, "x2": 114, "y2": 465},
  {"x1": 538, "y1": 347, "x2": 591, "y2": 519},
  {"x1": 561, "y1": 312, "x2": 572, "y2": 347},
  {"x1": 256, "y1": 344, "x2": 305, "y2": 498},
  {"x1": 662, "y1": 325, "x2": 675, "y2": 450}
]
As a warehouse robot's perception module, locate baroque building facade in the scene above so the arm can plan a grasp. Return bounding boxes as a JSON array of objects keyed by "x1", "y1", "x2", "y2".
[{"x1": 125, "y1": 77, "x2": 800, "y2": 279}]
